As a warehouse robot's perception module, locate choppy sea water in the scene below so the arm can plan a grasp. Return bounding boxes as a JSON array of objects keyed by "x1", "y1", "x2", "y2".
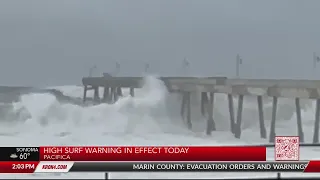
[{"x1": 0, "y1": 76, "x2": 319, "y2": 179}]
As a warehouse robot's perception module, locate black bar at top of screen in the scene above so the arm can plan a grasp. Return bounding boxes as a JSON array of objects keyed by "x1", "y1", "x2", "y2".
[
  {"x1": 69, "y1": 162, "x2": 308, "y2": 172},
  {"x1": 0, "y1": 147, "x2": 39, "y2": 161}
]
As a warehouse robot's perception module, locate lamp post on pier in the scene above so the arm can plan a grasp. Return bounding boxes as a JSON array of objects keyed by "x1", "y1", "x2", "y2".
[
  {"x1": 114, "y1": 62, "x2": 120, "y2": 76},
  {"x1": 313, "y1": 52, "x2": 320, "y2": 70},
  {"x1": 144, "y1": 62, "x2": 150, "y2": 73},
  {"x1": 182, "y1": 57, "x2": 190, "y2": 76},
  {"x1": 89, "y1": 65, "x2": 97, "y2": 77},
  {"x1": 313, "y1": 52, "x2": 320, "y2": 78},
  {"x1": 236, "y1": 54, "x2": 243, "y2": 78}
]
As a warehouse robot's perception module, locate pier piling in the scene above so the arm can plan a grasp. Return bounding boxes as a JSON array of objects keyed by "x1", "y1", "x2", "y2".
[
  {"x1": 117, "y1": 87, "x2": 123, "y2": 97},
  {"x1": 295, "y1": 98, "x2": 304, "y2": 142},
  {"x1": 110, "y1": 87, "x2": 115, "y2": 103},
  {"x1": 257, "y1": 96, "x2": 266, "y2": 139},
  {"x1": 269, "y1": 97, "x2": 278, "y2": 143},
  {"x1": 313, "y1": 99, "x2": 320, "y2": 143},
  {"x1": 234, "y1": 95, "x2": 244, "y2": 139},
  {"x1": 93, "y1": 87, "x2": 100, "y2": 103},
  {"x1": 228, "y1": 94, "x2": 235, "y2": 134},
  {"x1": 206, "y1": 92, "x2": 215, "y2": 135},
  {"x1": 186, "y1": 92, "x2": 192, "y2": 130},
  {"x1": 130, "y1": 87, "x2": 135, "y2": 97},
  {"x1": 83, "y1": 85, "x2": 88, "y2": 103},
  {"x1": 180, "y1": 93, "x2": 186, "y2": 121},
  {"x1": 201, "y1": 92, "x2": 208, "y2": 116},
  {"x1": 81, "y1": 76, "x2": 320, "y2": 143},
  {"x1": 113, "y1": 87, "x2": 119, "y2": 102},
  {"x1": 102, "y1": 87, "x2": 110, "y2": 103}
]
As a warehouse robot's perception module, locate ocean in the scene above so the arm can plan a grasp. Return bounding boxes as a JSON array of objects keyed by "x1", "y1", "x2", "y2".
[{"x1": 0, "y1": 76, "x2": 319, "y2": 179}]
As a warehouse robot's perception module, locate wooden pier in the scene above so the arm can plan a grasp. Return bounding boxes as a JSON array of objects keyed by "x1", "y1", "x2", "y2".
[{"x1": 82, "y1": 76, "x2": 320, "y2": 143}]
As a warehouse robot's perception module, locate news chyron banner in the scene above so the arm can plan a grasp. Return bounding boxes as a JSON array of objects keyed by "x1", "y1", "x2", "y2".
[{"x1": 0, "y1": 141, "x2": 319, "y2": 173}]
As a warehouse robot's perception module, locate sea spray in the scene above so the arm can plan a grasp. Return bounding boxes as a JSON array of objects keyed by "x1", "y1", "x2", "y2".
[{"x1": 0, "y1": 75, "x2": 315, "y2": 150}]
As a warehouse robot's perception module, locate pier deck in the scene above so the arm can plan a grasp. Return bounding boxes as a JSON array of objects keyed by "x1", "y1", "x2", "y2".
[{"x1": 81, "y1": 76, "x2": 320, "y2": 144}]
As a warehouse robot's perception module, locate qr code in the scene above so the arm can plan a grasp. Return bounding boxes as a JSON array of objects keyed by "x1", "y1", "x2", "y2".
[{"x1": 275, "y1": 136, "x2": 299, "y2": 161}]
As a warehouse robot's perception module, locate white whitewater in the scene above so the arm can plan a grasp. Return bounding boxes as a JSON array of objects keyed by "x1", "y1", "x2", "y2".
[{"x1": 0, "y1": 76, "x2": 320, "y2": 179}]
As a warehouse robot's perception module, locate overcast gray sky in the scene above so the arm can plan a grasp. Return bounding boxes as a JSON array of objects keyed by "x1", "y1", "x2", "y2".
[{"x1": 1, "y1": 0, "x2": 320, "y2": 86}]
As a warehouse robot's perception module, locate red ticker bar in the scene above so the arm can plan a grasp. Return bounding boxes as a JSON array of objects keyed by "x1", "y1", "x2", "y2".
[
  {"x1": 304, "y1": 161, "x2": 320, "y2": 172},
  {"x1": 0, "y1": 162, "x2": 38, "y2": 173},
  {"x1": 0, "y1": 161, "x2": 312, "y2": 173},
  {"x1": 40, "y1": 146, "x2": 266, "y2": 161}
]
